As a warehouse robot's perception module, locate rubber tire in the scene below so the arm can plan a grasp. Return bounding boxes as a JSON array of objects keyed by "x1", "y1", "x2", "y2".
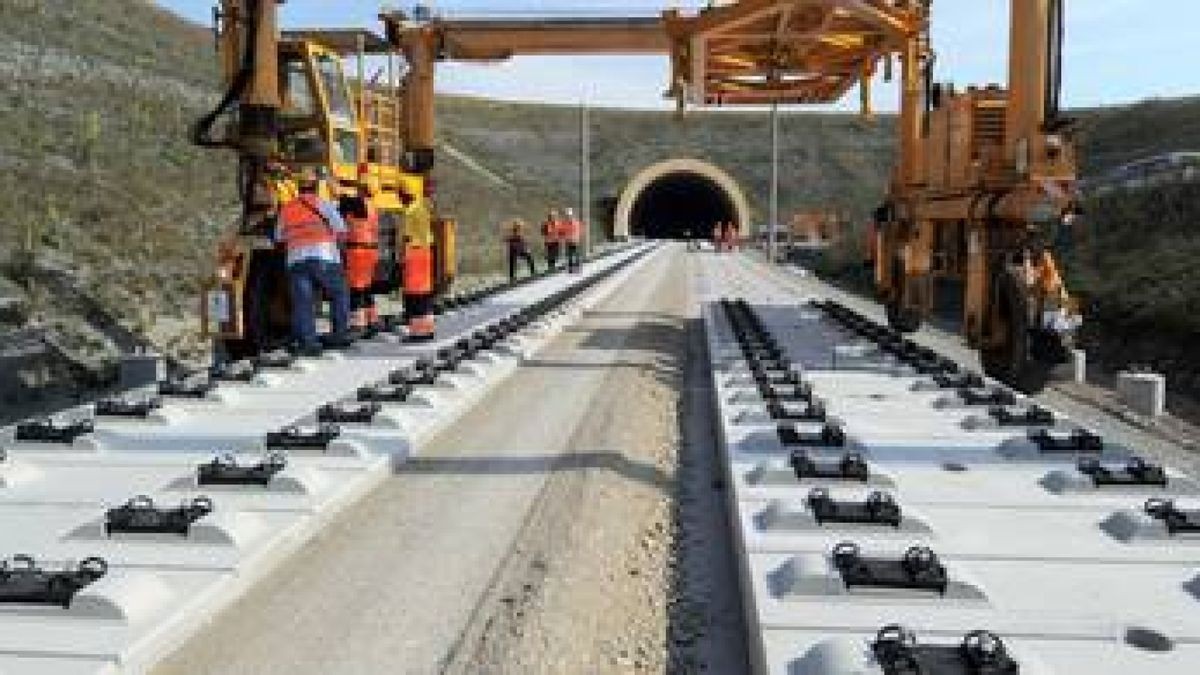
[
  {"x1": 885, "y1": 257, "x2": 922, "y2": 334},
  {"x1": 980, "y1": 269, "x2": 1051, "y2": 394}
]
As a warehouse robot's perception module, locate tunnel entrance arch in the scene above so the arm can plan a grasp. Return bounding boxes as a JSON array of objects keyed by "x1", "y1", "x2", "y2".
[{"x1": 613, "y1": 159, "x2": 750, "y2": 240}]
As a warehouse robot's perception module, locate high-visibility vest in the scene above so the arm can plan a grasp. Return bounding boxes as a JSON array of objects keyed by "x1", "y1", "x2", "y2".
[
  {"x1": 279, "y1": 195, "x2": 335, "y2": 250},
  {"x1": 542, "y1": 219, "x2": 561, "y2": 244},
  {"x1": 346, "y1": 202, "x2": 379, "y2": 249},
  {"x1": 562, "y1": 218, "x2": 583, "y2": 243},
  {"x1": 403, "y1": 244, "x2": 434, "y2": 295}
]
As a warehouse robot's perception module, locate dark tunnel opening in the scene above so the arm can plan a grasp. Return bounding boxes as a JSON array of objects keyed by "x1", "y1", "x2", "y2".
[{"x1": 628, "y1": 171, "x2": 738, "y2": 240}]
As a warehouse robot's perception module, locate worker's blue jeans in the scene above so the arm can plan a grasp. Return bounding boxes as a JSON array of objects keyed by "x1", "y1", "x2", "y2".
[{"x1": 288, "y1": 259, "x2": 350, "y2": 348}]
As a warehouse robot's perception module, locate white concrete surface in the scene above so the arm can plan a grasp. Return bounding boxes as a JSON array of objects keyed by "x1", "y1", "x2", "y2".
[
  {"x1": 696, "y1": 251, "x2": 1200, "y2": 675},
  {"x1": 0, "y1": 243, "x2": 659, "y2": 674}
]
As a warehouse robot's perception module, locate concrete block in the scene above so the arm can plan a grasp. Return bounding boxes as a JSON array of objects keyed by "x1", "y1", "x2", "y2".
[
  {"x1": 767, "y1": 553, "x2": 987, "y2": 602},
  {"x1": 1117, "y1": 371, "x2": 1167, "y2": 417},
  {"x1": 66, "y1": 509, "x2": 269, "y2": 548},
  {"x1": 164, "y1": 465, "x2": 329, "y2": 496},
  {"x1": 1071, "y1": 348, "x2": 1087, "y2": 384}
]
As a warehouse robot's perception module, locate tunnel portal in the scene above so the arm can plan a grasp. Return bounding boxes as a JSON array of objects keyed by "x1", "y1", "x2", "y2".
[
  {"x1": 628, "y1": 172, "x2": 736, "y2": 240},
  {"x1": 613, "y1": 159, "x2": 750, "y2": 240}
]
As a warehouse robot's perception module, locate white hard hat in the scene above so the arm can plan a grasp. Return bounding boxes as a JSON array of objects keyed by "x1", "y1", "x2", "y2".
[{"x1": 565, "y1": 207, "x2": 575, "y2": 217}]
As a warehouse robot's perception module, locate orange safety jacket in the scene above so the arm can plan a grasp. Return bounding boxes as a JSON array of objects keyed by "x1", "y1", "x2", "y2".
[
  {"x1": 403, "y1": 244, "x2": 434, "y2": 296},
  {"x1": 344, "y1": 203, "x2": 380, "y2": 290},
  {"x1": 278, "y1": 195, "x2": 336, "y2": 250},
  {"x1": 345, "y1": 202, "x2": 380, "y2": 248},
  {"x1": 561, "y1": 218, "x2": 583, "y2": 244},
  {"x1": 542, "y1": 219, "x2": 561, "y2": 244}
]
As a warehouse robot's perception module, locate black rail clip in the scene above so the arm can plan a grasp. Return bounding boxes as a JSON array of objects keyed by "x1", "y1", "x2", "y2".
[
  {"x1": 753, "y1": 367, "x2": 801, "y2": 387},
  {"x1": 959, "y1": 387, "x2": 1017, "y2": 407},
  {"x1": 1144, "y1": 499, "x2": 1200, "y2": 535},
  {"x1": 198, "y1": 452, "x2": 286, "y2": 487},
  {"x1": 389, "y1": 366, "x2": 437, "y2": 387},
  {"x1": 833, "y1": 543, "x2": 948, "y2": 595},
  {"x1": 358, "y1": 382, "x2": 412, "y2": 403},
  {"x1": 934, "y1": 372, "x2": 985, "y2": 390},
  {"x1": 790, "y1": 451, "x2": 869, "y2": 482},
  {"x1": 872, "y1": 625, "x2": 1019, "y2": 675},
  {"x1": 749, "y1": 356, "x2": 791, "y2": 372},
  {"x1": 1078, "y1": 457, "x2": 1167, "y2": 487},
  {"x1": 913, "y1": 356, "x2": 959, "y2": 376},
  {"x1": 95, "y1": 396, "x2": 162, "y2": 419},
  {"x1": 318, "y1": 402, "x2": 381, "y2": 424},
  {"x1": 158, "y1": 376, "x2": 215, "y2": 398},
  {"x1": 105, "y1": 495, "x2": 213, "y2": 536},
  {"x1": 1028, "y1": 428, "x2": 1104, "y2": 454},
  {"x1": 759, "y1": 380, "x2": 813, "y2": 403},
  {"x1": 436, "y1": 347, "x2": 465, "y2": 370},
  {"x1": 0, "y1": 555, "x2": 107, "y2": 609},
  {"x1": 808, "y1": 488, "x2": 901, "y2": 527},
  {"x1": 456, "y1": 337, "x2": 482, "y2": 359},
  {"x1": 209, "y1": 359, "x2": 259, "y2": 383},
  {"x1": 989, "y1": 405, "x2": 1055, "y2": 427},
  {"x1": 768, "y1": 399, "x2": 827, "y2": 423},
  {"x1": 15, "y1": 418, "x2": 94, "y2": 444},
  {"x1": 265, "y1": 424, "x2": 341, "y2": 450},
  {"x1": 254, "y1": 349, "x2": 297, "y2": 370},
  {"x1": 778, "y1": 422, "x2": 846, "y2": 448}
]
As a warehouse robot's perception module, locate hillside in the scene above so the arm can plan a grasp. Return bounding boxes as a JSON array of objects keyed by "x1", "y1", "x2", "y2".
[
  {"x1": 1, "y1": 0, "x2": 1197, "y2": 412},
  {"x1": 0, "y1": 0, "x2": 236, "y2": 411}
]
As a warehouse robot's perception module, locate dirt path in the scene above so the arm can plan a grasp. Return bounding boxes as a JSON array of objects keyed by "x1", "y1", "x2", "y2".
[
  {"x1": 152, "y1": 244, "x2": 747, "y2": 675},
  {"x1": 447, "y1": 248, "x2": 747, "y2": 674}
]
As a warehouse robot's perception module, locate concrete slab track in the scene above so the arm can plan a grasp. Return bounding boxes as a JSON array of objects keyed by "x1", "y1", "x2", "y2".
[{"x1": 152, "y1": 244, "x2": 749, "y2": 675}]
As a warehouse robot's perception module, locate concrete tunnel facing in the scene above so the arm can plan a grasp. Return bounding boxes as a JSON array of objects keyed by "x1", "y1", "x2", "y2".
[{"x1": 613, "y1": 159, "x2": 751, "y2": 241}]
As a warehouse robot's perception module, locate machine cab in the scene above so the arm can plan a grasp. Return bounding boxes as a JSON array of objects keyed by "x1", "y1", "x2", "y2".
[{"x1": 277, "y1": 40, "x2": 361, "y2": 188}]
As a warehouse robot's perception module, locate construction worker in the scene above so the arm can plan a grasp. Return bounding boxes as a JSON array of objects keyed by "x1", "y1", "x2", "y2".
[
  {"x1": 542, "y1": 209, "x2": 562, "y2": 271},
  {"x1": 505, "y1": 218, "x2": 536, "y2": 280},
  {"x1": 402, "y1": 191, "x2": 437, "y2": 342},
  {"x1": 712, "y1": 223, "x2": 724, "y2": 252},
  {"x1": 275, "y1": 168, "x2": 351, "y2": 356},
  {"x1": 723, "y1": 221, "x2": 738, "y2": 252},
  {"x1": 341, "y1": 172, "x2": 381, "y2": 337},
  {"x1": 563, "y1": 207, "x2": 583, "y2": 273}
]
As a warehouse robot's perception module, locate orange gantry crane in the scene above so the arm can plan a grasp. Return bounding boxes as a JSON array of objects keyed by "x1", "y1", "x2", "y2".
[
  {"x1": 659, "y1": 0, "x2": 1081, "y2": 392},
  {"x1": 196, "y1": 1, "x2": 1081, "y2": 392}
]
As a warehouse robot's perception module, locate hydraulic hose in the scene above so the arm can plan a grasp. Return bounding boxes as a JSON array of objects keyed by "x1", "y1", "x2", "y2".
[
  {"x1": 191, "y1": 0, "x2": 261, "y2": 148},
  {"x1": 1044, "y1": 0, "x2": 1065, "y2": 128}
]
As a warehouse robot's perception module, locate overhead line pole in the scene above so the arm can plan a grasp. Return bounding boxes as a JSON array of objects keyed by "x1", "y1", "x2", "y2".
[
  {"x1": 769, "y1": 100, "x2": 780, "y2": 263},
  {"x1": 581, "y1": 87, "x2": 592, "y2": 253}
]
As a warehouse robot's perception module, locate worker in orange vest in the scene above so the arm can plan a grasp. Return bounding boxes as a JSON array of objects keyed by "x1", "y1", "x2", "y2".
[
  {"x1": 542, "y1": 209, "x2": 562, "y2": 271},
  {"x1": 402, "y1": 191, "x2": 437, "y2": 342},
  {"x1": 562, "y1": 207, "x2": 583, "y2": 273},
  {"x1": 505, "y1": 218, "x2": 536, "y2": 280},
  {"x1": 341, "y1": 176, "x2": 381, "y2": 337},
  {"x1": 275, "y1": 169, "x2": 351, "y2": 356}
]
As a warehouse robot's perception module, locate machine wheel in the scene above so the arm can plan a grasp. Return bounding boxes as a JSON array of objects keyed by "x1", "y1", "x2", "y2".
[
  {"x1": 980, "y1": 269, "x2": 1051, "y2": 394},
  {"x1": 885, "y1": 257, "x2": 922, "y2": 334}
]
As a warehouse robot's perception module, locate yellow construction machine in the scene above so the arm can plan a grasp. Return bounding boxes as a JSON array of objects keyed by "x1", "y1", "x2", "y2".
[{"x1": 194, "y1": 0, "x2": 455, "y2": 359}]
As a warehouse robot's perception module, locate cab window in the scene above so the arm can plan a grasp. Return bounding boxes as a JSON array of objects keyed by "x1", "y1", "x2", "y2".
[
  {"x1": 314, "y1": 53, "x2": 354, "y2": 123},
  {"x1": 283, "y1": 58, "x2": 316, "y2": 116}
]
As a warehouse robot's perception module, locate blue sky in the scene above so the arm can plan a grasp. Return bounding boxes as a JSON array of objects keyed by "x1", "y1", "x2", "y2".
[{"x1": 160, "y1": 1, "x2": 1200, "y2": 110}]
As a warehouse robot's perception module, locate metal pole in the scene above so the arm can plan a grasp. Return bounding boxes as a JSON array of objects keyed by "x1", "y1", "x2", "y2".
[
  {"x1": 581, "y1": 87, "x2": 592, "y2": 254},
  {"x1": 769, "y1": 101, "x2": 780, "y2": 263}
]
